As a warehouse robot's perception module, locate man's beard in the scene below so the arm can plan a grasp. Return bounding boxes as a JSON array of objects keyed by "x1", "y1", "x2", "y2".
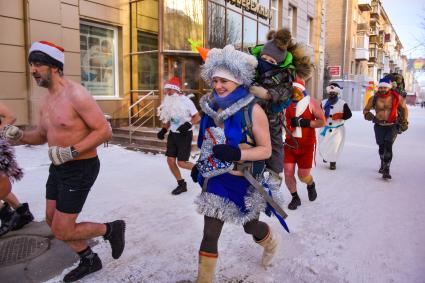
[
  {"x1": 328, "y1": 92, "x2": 338, "y2": 99},
  {"x1": 157, "y1": 94, "x2": 188, "y2": 123},
  {"x1": 377, "y1": 90, "x2": 389, "y2": 95},
  {"x1": 33, "y1": 69, "x2": 52, "y2": 88}
]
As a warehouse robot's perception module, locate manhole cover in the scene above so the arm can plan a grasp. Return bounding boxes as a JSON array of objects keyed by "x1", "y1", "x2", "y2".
[{"x1": 0, "y1": 235, "x2": 50, "y2": 267}]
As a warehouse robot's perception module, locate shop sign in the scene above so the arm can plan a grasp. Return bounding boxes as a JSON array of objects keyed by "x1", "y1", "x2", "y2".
[
  {"x1": 328, "y1": 65, "x2": 341, "y2": 77},
  {"x1": 225, "y1": 0, "x2": 271, "y2": 19}
]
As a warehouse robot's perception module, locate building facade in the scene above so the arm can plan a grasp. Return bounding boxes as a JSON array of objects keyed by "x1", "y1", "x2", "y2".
[
  {"x1": 325, "y1": 0, "x2": 405, "y2": 111},
  {"x1": 1, "y1": 0, "x2": 323, "y2": 127}
]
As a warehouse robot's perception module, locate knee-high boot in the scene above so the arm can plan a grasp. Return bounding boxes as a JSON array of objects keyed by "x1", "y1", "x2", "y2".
[
  {"x1": 196, "y1": 251, "x2": 218, "y2": 283},
  {"x1": 256, "y1": 228, "x2": 278, "y2": 267}
]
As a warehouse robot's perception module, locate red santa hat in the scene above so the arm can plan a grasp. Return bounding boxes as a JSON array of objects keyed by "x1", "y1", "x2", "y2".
[
  {"x1": 164, "y1": 77, "x2": 182, "y2": 93},
  {"x1": 292, "y1": 76, "x2": 306, "y2": 91},
  {"x1": 28, "y1": 41, "x2": 65, "y2": 70}
]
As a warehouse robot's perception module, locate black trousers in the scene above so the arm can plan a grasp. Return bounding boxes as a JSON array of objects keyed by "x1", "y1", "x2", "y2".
[{"x1": 374, "y1": 124, "x2": 398, "y2": 163}]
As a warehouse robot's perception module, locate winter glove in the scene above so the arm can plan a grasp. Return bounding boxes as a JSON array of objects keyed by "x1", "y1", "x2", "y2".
[
  {"x1": 364, "y1": 112, "x2": 375, "y2": 121},
  {"x1": 212, "y1": 144, "x2": 241, "y2": 162},
  {"x1": 190, "y1": 166, "x2": 199, "y2": 183},
  {"x1": 399, "y1": 121, "x2": 408, "y2": 132},
  {"x1": 177, "y1": 122, "x2": 192, "y2": 134},
  {"x1": 331, "y1": 113, "x2": 343, "y2": 120},
  {"x1": 1, "y1": 124, "x2": 23, "y2": 141},
  {"x1": 157, "y1": 127, "x2": 168, "y2": 140},
  {"x1": 48, "y1": 146, "x2": 74, "y2": 165},
  {"x1": 291, "y1": 117, "x2": 311, "y2": 128}
]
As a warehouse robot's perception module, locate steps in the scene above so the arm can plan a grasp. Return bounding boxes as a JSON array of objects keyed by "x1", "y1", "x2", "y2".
[{"x1": 111, "y1": 127, "x2": 198, "y2": 155}]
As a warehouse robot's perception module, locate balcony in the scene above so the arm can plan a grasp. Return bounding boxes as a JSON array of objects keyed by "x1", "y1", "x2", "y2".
[
  {"x1": 358, "y1": 0, "x2": 372, "y2": 12},
  {"x1": 370, "y1": 4, "x2": 380, "y2": 20},
  {"x1": 369, "y1": 48, "x2": 378, "y2": 62},
  {"x1": 369, "y1": 25, "x2": 379, "y2": 35},
  {"x1": 369, "y1": 35, "x2": 379, "y2": 45},
  {"x1": 357, "y1": 23, "x2": 369, "y2": 33},
  {"x1": 356, "y1": 48, "x2": 369, "y2": 61},
  {"x1": 383, "y1": 65, "x2": 390, "y2": 73},
  {"x1": 377, "y1": 51, "x2": 385, "y2": 65}
]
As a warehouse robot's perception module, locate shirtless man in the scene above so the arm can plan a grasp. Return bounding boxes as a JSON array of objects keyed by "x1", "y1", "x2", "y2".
[
  {"x1": 363, "y1": 77, "x2": 408, "y2": 179},
  {"x1": 2, "y1": 41, "x2": 125, "y2": 282}
]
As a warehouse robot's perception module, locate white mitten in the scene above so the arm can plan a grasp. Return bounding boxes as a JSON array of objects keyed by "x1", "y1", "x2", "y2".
[
  {"x1": 250, "y1": 85, "x2": 269, "y2": 100},
  {"x1": 1, "y1": 124, "x2": 23, "y2": 141},
  {"x1": 48, "y1": 146, "x2": 73, "y2": 165}
]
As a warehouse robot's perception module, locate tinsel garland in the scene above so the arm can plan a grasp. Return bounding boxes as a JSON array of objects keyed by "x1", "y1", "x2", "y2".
[
  {"x1": 200, "y1": 93, "x2": 255, "y2": 126},
  {"x1": 0, "y1": 138, "x2": 23, "y2": 182}
]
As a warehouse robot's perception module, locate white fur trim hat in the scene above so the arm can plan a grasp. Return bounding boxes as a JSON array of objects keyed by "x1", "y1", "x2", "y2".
[
  {"x1": 292, "y1": 76, "x2": 306, "y2": 91},
  {"x1": 201, "y1": 45, "x2": 258, "y2": 87},
  {"x1": 326, "y1": 82, "x2": 342, "y2": 94},
  {"x1": 378, "y1": 77, "x2": 392, "y2": 88},
  {"x1": 164, "y1": 76, "x2": 182, "y2": 92},
  {"x1": 28, "y1": 41, "x2": 65, "y2": 69}
]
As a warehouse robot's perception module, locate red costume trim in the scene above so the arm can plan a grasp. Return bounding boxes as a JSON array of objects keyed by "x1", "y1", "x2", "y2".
[{"x1": 199, "y1": 251, "x2": 218, "y2": 258}]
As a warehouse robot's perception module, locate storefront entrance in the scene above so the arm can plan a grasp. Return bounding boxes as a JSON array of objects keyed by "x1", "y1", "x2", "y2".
[{"x1": 164, "y1": 54, "x2": 205, "y2": 104}]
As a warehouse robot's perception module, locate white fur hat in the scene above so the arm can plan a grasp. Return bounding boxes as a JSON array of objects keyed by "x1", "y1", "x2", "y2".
[
  {"x1": 326, "y1": 83, "x2": 342, "y2": 95},
  {"x1": 201, "y1": 45, "x2": 258, "y2": 87}
]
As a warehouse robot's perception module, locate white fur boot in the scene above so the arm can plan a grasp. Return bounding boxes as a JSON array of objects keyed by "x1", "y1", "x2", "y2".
[
  {"x1": 196, "y1": 252, "x2": 217, "y2": 283},
  {"x1": 256, "y1": 229, "x2": 279, "y2": 268}
]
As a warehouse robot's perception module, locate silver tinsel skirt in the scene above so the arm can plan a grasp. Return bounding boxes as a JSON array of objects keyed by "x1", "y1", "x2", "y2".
[
  {"x1": 195, "y1": 172, "x2": 285, "y2": 225},
  {"x1": 0, "y1": 138, "x2": 23, "y2": 181}
]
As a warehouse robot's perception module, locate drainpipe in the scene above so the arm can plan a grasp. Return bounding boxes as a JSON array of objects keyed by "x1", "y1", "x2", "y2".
[
  {"x1": 342, "y1": 0, "x2": 348, "y2": 80},
  {"x1": 22, "y1": 0, "x2": 32, "y2": 126},
  {"x1": 342, "y1": 0, "x2": 349, "y2": 104},
  {"x1": 129, "y1": 2, "x2": 133, "y2": 108}
]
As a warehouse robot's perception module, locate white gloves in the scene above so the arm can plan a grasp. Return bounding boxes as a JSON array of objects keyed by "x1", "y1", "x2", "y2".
[
  {"x1": 1, "y1": 124, "x2": 23, "y2": 141},
  {"x1": 48, "y1": 146, "x2": 74, "y2": 165}
]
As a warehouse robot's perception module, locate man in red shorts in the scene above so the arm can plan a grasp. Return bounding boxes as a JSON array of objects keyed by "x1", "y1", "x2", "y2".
[{"x1": 284, "y1": 77, "x2": 326, "y2": 210}]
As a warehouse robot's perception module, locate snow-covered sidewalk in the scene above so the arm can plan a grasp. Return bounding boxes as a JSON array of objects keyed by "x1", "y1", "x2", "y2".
[{"x1": 12, "y1": 107, "x2": 425, "y2": 283}]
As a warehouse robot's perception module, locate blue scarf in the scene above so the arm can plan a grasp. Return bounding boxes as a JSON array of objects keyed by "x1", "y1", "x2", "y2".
[
  {"x1": 213, "y1": 85, "x2": 248, "y2": 109},
  {"x1": 199, "y1": 86, "x2": 250, "y2": 148},
  {"x1": 323, "y1": 96, "x2": 338, "y2": 118}
]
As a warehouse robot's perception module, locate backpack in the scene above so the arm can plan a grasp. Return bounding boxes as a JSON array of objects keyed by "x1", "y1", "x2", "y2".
[{"x1": 241, "y1": 101, "x2": 255, "y2": 146}]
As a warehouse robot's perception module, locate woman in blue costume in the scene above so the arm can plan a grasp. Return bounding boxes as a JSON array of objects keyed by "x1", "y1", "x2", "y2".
[{"x1": 190, "y1": 45, "x2": 278, "y2": 283}]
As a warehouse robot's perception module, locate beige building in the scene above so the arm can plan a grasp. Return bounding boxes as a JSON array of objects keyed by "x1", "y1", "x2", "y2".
[
  {"x1": 1, "y1": 0, "x2": 324, "y2": 129},
  {"x1": 325, "y1": 0, "x2": 405, "y2": 110},
  {"x1": 277, "y1": 0, "x2": 326, "y2": 99}
]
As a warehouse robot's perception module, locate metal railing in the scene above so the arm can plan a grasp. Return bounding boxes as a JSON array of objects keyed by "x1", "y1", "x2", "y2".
[{"x1": 128, "y1": 90, "x2": 155, "y2": 143}]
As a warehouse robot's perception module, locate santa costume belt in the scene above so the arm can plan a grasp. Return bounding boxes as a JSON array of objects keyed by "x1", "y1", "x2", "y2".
[{"x1": 320, "y1": 123, "x2": 344, "y2": 137}]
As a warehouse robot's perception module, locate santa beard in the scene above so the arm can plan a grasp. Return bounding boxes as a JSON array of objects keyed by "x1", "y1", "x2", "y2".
[{"x1": 157, "y1": 94, "x2": 189, "y2": 123}]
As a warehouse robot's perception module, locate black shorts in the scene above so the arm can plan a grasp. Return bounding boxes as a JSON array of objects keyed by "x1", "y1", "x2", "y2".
[
  {"x1": 165, "y1": 131, "x2": 193, "y2": 161},
  {"x1": 46, "y1": 156, "x2": 100, "y2": 214}
]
